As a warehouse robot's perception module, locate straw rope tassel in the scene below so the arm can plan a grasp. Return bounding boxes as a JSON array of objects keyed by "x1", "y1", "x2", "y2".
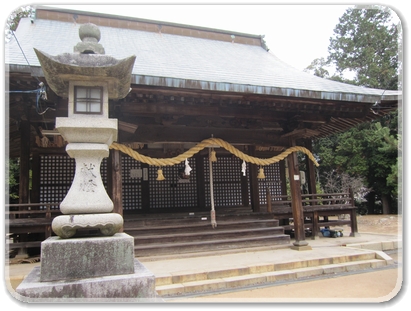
[
  {"x1": 209, "y1": 148, "x2": 217, "y2": 162},
  {"x1": 156, "y1": 168, "x2": 165, "y2": 181},
  {"x1": 257, "y1": 166, "x2": 265, "y2": 179},
  {"x1": 209, "y1": 148, "x2": 217, "y2": 228}
]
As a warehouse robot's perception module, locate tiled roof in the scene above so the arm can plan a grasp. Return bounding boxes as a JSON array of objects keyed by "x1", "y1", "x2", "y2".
[{"x1": 6, "y1": 16, "x2": 400, "y2": 103}]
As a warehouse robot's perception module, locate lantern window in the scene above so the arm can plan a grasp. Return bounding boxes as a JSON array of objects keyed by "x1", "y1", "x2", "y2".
[{"x1": 74, "y1": 86, "x2": 103, "y2": 114}]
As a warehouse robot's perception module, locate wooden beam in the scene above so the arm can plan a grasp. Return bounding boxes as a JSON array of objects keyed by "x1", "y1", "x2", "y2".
[
  {"x1": 281, "y1": 128, "x2": 320, "y2": 139},
  {"x1": 120, "y1": 101, "x2": 368, "y2": 122},
  {"x1": 129, "y1": 85, "x2": 376, "y2": 113},
  {"x1": 120, "y1": 124, "x2": 285, "y2": 145}
]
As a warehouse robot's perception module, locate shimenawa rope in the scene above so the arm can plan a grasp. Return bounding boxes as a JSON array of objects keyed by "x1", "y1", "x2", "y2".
[
  {"x1": 109, "y1": 137, "x2": 318, "y2": 228},
  {"x1": 109, "y1": 137, "x2": 319, "y2": 167}
]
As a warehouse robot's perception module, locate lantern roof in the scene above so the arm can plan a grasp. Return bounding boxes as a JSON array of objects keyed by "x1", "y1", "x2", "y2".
[{"x1": 33, "y1": 22, "x2": 136, "y2": 99}]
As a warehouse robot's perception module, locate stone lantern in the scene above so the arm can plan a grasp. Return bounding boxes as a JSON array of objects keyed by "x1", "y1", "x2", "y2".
[
  {"x1": 16, "y1": 24, "x2": 158, "y2": 300},
  {"x1": 34, "y1": 23, "x2": 135, "y2": 238}
]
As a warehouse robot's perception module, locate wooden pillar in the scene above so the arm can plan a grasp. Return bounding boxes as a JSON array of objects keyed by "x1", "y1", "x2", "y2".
[
  {"x1": 18, "y1": 120, "x2": 30, "y2": 205},
  {"x1": 279, "y1": 160, "x2": 287, "y2": 196},
  {"x1": 30, "y1": 153, "x2": 41, "y2": 204},
  {"x1": 266, "y1": 188, "x2": 272, "y2": 212},
  {"x1": 304, "y1": 139, "x2": 320, "y2": 239},
  {"x1": 277, "y1": 160, "x2": 289, "y2": 226},
  {"x1": 305, "y1": 139, "x2": 317, "y2": 195},
  {"x1": 195, "y1": 154, "x2": 206, "y2": 210},
  {"x1": 17, "y1": 119, "x2": 30, "y2": 259},
  {"x1": 287, "y1": 139, "x2": 311, "y2": 250},
  {"x1": 141, "y1": 163, "x2": 150, "y2": 212},
  {"x1": 240, "y1": 173, "x2": 249, "y2": 207},
  {"x1": 248, "y1": 145, "x2": 260, "y2": 212},
  {"x1": 108, "y1": 149, "x2": 123, "y2": 230},
  {"x1": 349, "y1": 188, "x2": 359, "y2": 236},
  {"x1": 240, "y1": 147, "x2": 249, "y2": 207}
]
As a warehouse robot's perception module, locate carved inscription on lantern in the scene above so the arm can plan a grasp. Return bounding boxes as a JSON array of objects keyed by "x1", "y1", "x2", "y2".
[{"x1": 80, "y1": 163, "x2": 97, "y2": 192}]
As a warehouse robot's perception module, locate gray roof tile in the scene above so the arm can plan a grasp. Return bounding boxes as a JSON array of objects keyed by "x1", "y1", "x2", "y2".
[{"x1": 6, "y1": 18, "x2": 400, "y2": 103}]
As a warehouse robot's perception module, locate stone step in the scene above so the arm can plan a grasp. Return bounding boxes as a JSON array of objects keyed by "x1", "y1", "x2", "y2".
[
  {"x1": 155, "y1": 253, "x2": 391, "y2": 297},
  {"x1": 133, "y1": 227, "x2": 285, "y2": 244},
  {"x1": 134, "y1": 234, "x2": 291, "y2": 257},
  {"x1": 155, "y1": 251, "x2": 377, "y2": 286}
]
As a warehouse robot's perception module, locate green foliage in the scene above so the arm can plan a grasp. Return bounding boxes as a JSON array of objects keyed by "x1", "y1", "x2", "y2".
[
  {"x1": 327, "y1": 5, "x2": 400, "y2": 89},
  {"x1": 304, "y1": 57, "x2": 330, "y2": 78},
  {"x1": 314, "y1": 112, "x2": 399, "y2": 213},
  {"x1": 6, "y1": 158, "x2": 19, "y2": 201},
  {"x1": 5, "y1": 5, "x2": 35, "y2": 42},
  {"x1": 306, "y1": 6, "x2": 401, "y2": 214}
]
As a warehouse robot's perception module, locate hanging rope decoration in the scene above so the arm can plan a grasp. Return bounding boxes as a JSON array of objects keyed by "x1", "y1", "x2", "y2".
[
  {"x1": 184, "y1": 159, "x2": 192, "y2": 175},
  {"x1": 241, "y1": 160, "x2": 247, "y2": 176},
  {"x1": 110, "y1": 138, "x2": 318, "y2": 229},
  {"x1": 257, "y1": 166, "x2": 266, "y2": 179},
  {"x1": 156, "y1": 168, "x2": 165, "y2": 181},
  {"x1": 208, "y1": 148, "x2": 217, "y2": 228},
  {"x1": 209, "y1": 148, "x2": 217, "y2": 162},
  {"x1": 109, "y1": 137, "x2": 319, "y2": 180}
]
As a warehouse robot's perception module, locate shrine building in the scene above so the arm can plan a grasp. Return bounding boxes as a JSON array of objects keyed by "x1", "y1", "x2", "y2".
[{"x1": 5, "y1": 6, "x2": 400, "y2": 257}]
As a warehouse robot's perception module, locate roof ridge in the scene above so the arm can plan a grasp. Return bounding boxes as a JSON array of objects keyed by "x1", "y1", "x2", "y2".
[{"x1": 35, "y1": 5, "x2": 266, "y2": 48}]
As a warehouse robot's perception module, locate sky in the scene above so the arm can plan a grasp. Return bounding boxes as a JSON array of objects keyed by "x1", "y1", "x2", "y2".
[{"x1": 2, "y1": 0, "x2": 406, "y2": 73}]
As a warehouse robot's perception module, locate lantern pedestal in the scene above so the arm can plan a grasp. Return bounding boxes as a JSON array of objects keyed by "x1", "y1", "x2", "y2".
[
  {"x1": 16, "y1": 233, "x2": 160, "y2": 302},
  {"x1": 52, "y1": 143, "x2": 124, "y2": 238}
]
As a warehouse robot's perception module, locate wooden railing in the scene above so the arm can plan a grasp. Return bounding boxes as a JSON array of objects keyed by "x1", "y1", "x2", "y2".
[
  {"x1": 267, "y1": 190, "x2": 358, "y2": 238},
  {"x1": 5, "y1": 203, "x2": 61, "y2": 250},
  {"x1": 6, "y1": 202, "x2": 61, "y2": 218},
  {"x1": 267, "y1": 190, "x2": 355, "y2": 210}
]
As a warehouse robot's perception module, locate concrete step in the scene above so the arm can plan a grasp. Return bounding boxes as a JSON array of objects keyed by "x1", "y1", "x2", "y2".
[
  {"x1": 155, "y1": 252, "x2": 393, "y2": 297},
  {"x1": 135, "y1": 234, "x2": 291, "y2": 257}
]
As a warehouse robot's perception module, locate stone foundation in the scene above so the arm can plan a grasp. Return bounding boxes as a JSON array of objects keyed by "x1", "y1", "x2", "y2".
[
  {"x1": 40, "y1": 233, "x2": 134, "y2": 282},
  {"x1": 15, "y1": 233, "x2": 160, "y2": 302},
  {"x1": 15, "y1": 260, "x2": 160, "y2": 302}
]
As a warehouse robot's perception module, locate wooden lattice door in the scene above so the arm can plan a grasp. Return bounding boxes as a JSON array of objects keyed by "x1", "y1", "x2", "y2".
[
  {"x1": 121, "y1": 156, "x2": 143, "y2": 211},
  {"x1": 40, "y1": 155, "x2": 75, "y2": 205},
  {"x1": 204, "y1": 156, "x2": 245, "y2": 208},
  {"x1": 257, "y1": 162, "x2": 283, "y2": 204},
  {"x1": 148, "y1": 158, "x2": 198, "y2": 211},
  {"x1": 39, "y1": 155, "x2": 108, "y2": 207}
]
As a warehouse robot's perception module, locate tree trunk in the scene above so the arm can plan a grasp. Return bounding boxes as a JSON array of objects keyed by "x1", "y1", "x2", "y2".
[
  {"x1": 381, "y1": 194, "x2": 391, "y2": 214},
  {"x1": 366, "y1": 191, "x2": 376, "y2": 214}
]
